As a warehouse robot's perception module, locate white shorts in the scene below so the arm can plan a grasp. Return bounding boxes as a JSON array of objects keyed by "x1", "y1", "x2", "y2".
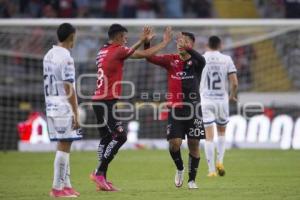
[
  {"x1": 45, "y1": 101, "x2": 82, "y2": 141},
  {"x1": 201, "y1": 100, "x2": 229, "y2": 127},
  {"x1": 46, "y1": 115, "x2": 83, "y2": 141}
]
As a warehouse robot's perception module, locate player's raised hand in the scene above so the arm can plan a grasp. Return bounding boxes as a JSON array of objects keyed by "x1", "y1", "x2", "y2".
[
  {"x1": 163, "y1": 26, "x2": 173, "y2": 45},
  {"x1": 140, "y1": 26, "x2": 151, "y2": 42},
  {"x1": 145, "y1": 27, "x2": 156, "y2": 43}
]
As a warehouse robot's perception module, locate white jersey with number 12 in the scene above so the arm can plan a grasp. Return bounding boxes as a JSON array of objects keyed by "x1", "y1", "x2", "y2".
[{"x1": 200, "y1": 51, "x2": 237, "y2": 102}]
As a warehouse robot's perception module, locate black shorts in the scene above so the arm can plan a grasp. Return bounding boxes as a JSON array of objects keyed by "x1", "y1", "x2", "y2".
[
  {"x1": 92, "y1": 99, "x2": 125, "y2": 138},
  {"x1": 166, "y1": 106, "x2": 206, "y2": 140}
]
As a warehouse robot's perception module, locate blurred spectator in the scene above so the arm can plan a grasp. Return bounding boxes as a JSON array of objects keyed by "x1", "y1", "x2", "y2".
[
  {"x1": 1, "y1": 0, "x2": 300, "y2": 18},
  {"x1": 56, "y1": 0, "x2": 77, "y2": 18},
  {"x1": 76, "y1": 0, "x2": 90, "y2": 17},
  {"x1": 19, "y1": 0, "x2": 43, "y2": 18},
  {"x1": 136, "y1": 0, "x2": 157, "y2": 18},
  {"x1": 160, "y1": 0, "x2": 183, "y2": 18},
  {"x1": 0, "y1": 0, "x2": 18, "y2": 18},
  {"x1": 120, "y1": 0, "x2": 137, "y2": 18},
  {"x1": 233, "y1": 45, "x2": 256, "y2": 89},
  {"x1": 42, "y1": 4, "x2": 57, "y2": 18},
  {"x1": 284, "y1": 0, "x2": 300, "y2": 18},
  {"x1": 194, "y1": 0, "x2": 212, "y2": 18},
  {"x1": 257, "y1": 0, "x2": 285, "y2": 18},
  {"x1": 184, "y1": 0, "x2": 212, "y2": 18},
  {"x1": 101, "y1": 0, "x2": 120, "y2": 18}
]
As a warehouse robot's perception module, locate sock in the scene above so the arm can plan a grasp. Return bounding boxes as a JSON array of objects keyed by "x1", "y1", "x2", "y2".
[
  {"x1": 204, "y1": 141, "x2": 215, "y2": 173},
  {"x1": 64, "y1": 158, "x2": 72, "y2": 188},
  {"x1": 217, "y1": 136, "x2": 226, "y2": 164},
  {"x1": 169, "y1": 149, "x2": 184, "y2": 171},
  {"x1": 96, "y1": 134, "x2": 127, "y2": 176},
  {"x1": 188, "y1": 154, "x2": 200, "y2": 182},
  {"x1": 52, "y1": 151, "x2": 69, "y2": 190},
  {"x1": 95, "y1": 135, "x2": 113, "y2": 176}
]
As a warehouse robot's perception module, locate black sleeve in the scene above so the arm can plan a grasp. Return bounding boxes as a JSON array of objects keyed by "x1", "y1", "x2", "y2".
[{"x1": 186, "y1": 48, "x2": 206, "y2": 69}]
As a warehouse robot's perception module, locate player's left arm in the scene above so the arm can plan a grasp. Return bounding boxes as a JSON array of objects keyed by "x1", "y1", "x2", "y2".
[
  {"x1": 130, "y1": 26, "x2": 172, "y2": 59},
  {"x1": 61, "y1": 59, "x2": 80, "y2": 129},
  {"x1": 64, "y1": 82, "x2": 80, "y2": 129}
]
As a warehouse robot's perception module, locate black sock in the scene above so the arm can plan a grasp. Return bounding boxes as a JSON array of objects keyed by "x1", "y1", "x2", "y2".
[
  {"x1": 169, "y1": 149, "x2": 184, "y2": 171},
  {"x1": 96, "y1": 134, "x2": 127, "y2": 176},
  {"x1": 97, "y1": 136, "x2": 111, "y2": 163},
  {"x1": 188, "y1": 154, "x2": 200, "y2": 182},
  {"x1": 96, "y1": 135, "x2": 112, "y2": 176}
]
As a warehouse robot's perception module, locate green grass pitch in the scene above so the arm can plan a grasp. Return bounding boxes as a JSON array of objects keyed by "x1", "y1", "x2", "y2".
[{"x1": 0, "y1": 149, "x2": 300, "y2": 200}]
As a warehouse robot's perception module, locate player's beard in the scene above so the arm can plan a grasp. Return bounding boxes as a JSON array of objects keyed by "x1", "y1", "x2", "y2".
[{"x1": 179, "y1": 50, "x2": 188, "y2": 57}]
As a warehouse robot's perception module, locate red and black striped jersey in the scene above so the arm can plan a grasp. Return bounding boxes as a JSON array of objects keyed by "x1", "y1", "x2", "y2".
[
  {"x1": 147, "y1": 49, "x2": 205, "y2": 107},
  {"x1": 93, "y1": 43, "x2": 135, "y2": 100}
]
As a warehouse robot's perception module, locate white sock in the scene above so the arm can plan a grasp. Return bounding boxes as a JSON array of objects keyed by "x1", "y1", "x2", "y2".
[
  {"x1": 52, "y1": 151, "x2": 69, "y2": 190},
  {"x1": 204, "y1": 141, "x2": 215, "y2": 173},
  {"x1": 217, "y1": 136, "x2": 226, "y2": 164},
  {"x1": 64, "y1": 156, "x2": 72, "y2": 188}
]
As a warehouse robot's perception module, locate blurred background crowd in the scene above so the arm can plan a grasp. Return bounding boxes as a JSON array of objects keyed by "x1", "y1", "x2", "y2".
[{"x1": 0, "y1": 0, "x2": 299, "y2": 19}]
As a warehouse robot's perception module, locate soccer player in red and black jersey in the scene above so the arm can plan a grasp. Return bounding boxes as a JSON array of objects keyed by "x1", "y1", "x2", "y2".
[
  {"x1": 90, "y1": 24, "x2": 172, "y2": 191},
  {"x1": 145, "y1": 32, "x2": 206, "y2": 189}
]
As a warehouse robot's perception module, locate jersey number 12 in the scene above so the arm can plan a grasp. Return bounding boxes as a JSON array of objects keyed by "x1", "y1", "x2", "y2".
[{"x1": 207, "y1": 72, "x2": 221, "y2": 90}]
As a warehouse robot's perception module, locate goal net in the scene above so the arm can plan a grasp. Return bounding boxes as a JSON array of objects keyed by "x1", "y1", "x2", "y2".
[{"x1": 0, "y1": 19, "x2": 299, "y2": 150}]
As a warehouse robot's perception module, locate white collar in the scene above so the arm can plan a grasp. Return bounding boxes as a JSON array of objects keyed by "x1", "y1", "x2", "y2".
[{"x1": 53, "y1": 45, "x2": 70, "y2": 56}]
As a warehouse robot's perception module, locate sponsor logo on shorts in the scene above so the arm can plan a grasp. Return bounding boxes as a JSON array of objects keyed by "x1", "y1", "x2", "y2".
[{"x1": 167, "y1": 124, "x2": 171, "y2": 135}]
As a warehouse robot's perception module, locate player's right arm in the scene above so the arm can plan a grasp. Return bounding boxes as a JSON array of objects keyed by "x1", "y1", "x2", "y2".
[
  {"x1": 114, "y1": 26, "x2": 172, "y2": 61},
  {"x1": 228, "y1": 57, "x2": 238, "y2": 102},
  {"x1": 142, "y1": 27, "x2": 173, "y2": 68}
]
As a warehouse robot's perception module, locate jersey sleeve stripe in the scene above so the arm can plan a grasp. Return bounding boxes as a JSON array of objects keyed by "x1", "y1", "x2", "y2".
[
  {"x1": 63, "y1": 79, "x2": 75, "y2": 83},
  {"x1": 228, "y1": 71, "x2": 237, "y2": 75}
]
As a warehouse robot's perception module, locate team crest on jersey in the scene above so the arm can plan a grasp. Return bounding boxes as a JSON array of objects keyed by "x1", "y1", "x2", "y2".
[
  {"x1": 176, "y1": 71, "x2": 187, "y2": 77},
  {"x1": 170, "y1": 60, "x2": 180, "y2": 68}
]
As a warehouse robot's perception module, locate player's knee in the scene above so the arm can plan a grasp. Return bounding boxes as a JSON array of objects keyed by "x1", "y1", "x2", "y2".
[
  {"x1": 115, "y1": 134, "x2": 127, "y2": 144},
  {"x1": 169, "y1": 142, "x2": 181, "y2": 152},
  {"x1": 204, "y1": 126, "x2": 214, "y2": 141},
  {"x1": 57, "y1": 141, "x2": 72, "y2": 152},
  {"x1": 100, "y1": 133, "x2": 113, "y2": 143},
  {"x1": 188, "y1": 139, "x2": 199, "y2": 148},
  {"x1": 188, "y1": 140, "x2": 199, "y2": 153},
  {"x1": 115, "y1": 128, "x2": 127, "y2": 144}
]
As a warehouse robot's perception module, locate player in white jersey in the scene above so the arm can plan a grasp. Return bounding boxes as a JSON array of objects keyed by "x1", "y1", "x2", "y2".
[
  {"x1": 43, "y1": 23, "x2": 82, "y2": 197},
  {"x1": 200, "y1": 36, "x2": 238, "y2": 177}
]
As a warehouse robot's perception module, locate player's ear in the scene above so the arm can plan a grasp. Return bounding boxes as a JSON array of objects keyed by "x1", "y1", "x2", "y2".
[
  {"x1": 67, "y1": 33, "x2": 75, "y2": 42},
  {"x1": 219, "y1": 43, "x2": 223, "y2": 50},
  {"x1": 205, "y1": 44, "x2": 209, "y2": 50}
]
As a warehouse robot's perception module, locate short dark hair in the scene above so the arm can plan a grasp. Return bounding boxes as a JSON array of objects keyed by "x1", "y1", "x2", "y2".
[
  {"x1": 208, "y1": 36, "x2": 221, "y2": 49},
  {"x1": 57, "y1": 23, "x2": 76, "y2": 42},
  {"x1": 181, "y1": 32, "x2": 195, "y2": 43},
  {"x1": 108, "y1": 24, "x2": 128, "y2": 39}
]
